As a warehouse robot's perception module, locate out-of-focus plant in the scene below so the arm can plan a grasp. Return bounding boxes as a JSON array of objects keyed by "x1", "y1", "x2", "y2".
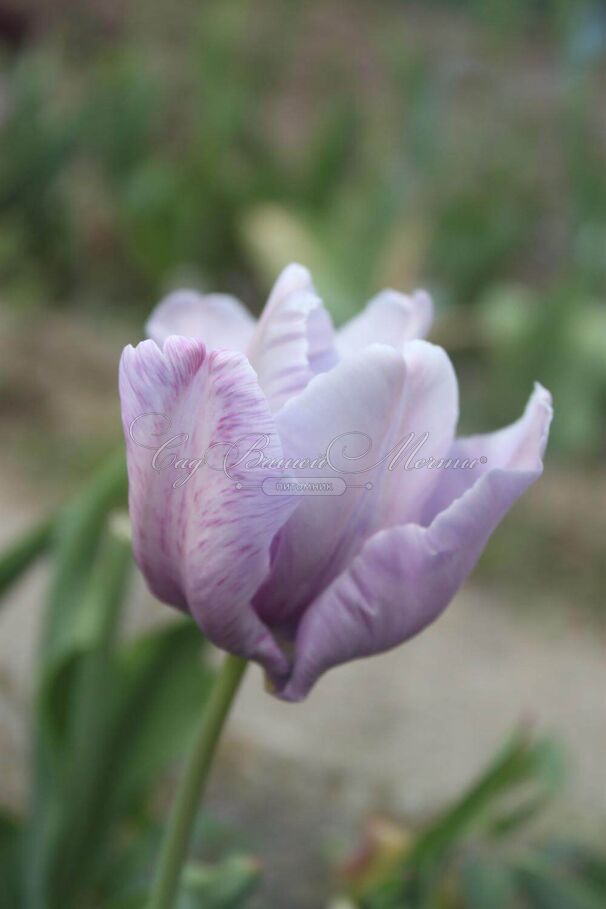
[
  {"x1": 0, "y1": 1, "x2": 363, "y2": 309},
  {"x1": 1, "y1": 0, "x2": 604, "y2": 346},
  {"x1": 338, "y1": 730, "x2": 606, "y2": 909},
  {"x1": 0, "y1": 454, "x2": 260, "y2": 909},
  {"x1": 426, "y1": 153, "x2": 540, "y2": 309},
  {"x1": 0, "y1": 51, "x2": 80, "y2": 302},
  {"x1": 479, "y1": 284, "x2": 606, "y2": 456}
]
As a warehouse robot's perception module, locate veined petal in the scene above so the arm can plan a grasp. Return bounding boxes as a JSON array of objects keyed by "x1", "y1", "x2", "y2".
[
  {"x1": 247, "y1": 263, "x2": 337, "y2": 412},
  {"x1": 119, "y1": 336, "x2": 297, "y2": 677},
  {"x1": 279, "y1": 384, "x2": 552, "y2": 701},
  {"x1": 146, "y1": 290, "x2": 255, "y2": 352},
  {"x1": 337, "y1": 289, "x2": 433, "y2": 356}
]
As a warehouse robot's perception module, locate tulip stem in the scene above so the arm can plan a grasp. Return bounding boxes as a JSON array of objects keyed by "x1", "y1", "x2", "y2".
[{"x1": 148, "y1": 652, "x2": 248, "y2": 909}]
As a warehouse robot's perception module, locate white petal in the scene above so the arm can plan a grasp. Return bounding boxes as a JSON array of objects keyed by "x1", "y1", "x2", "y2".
[
  {"x1": 337, "y1": 289, "x2": 433, "y2": 356},
  {"x1": 146, "y1": 290, "x2": 255, "y2": 352}
]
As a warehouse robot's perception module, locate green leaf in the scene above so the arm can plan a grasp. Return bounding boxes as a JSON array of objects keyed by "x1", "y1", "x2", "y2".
[
  {"x1": 515, "y1": 857, "x2": 605, "y2": 909},
  {"x1": 398, "y1": 730, "x2": 566, "y2": 909},
  {"x1": 24, "y1": 465, "x2": 128, "y2": 909},
  {"x1": 87, "y1": 621, "x2": 215, "y2": 901},
  {"x1": 301, "y1": 98, "x2": 359, "y2": 211},
  {"x1": 177, "y1": 855, "x2": 262, "y2": 909},
  {"x1": 0, "y1": 514, "x2": 54, "y2": 602},
  {"x1": 105, "y1": 897, "x2": 147, "y2": 909},
  {"x1": 39, "y1": 451, "x2": 127, "y2": 682},
  {"x1": 407, "y1": 730, "x2": 561, "y2": 871},
  {"x1": 575, "y1": 851, "x2": 606, "y2": 898},
  {"x1": 24, "y1": 488, "x2": 214, "y2": 908},
  {"x1": 25, "y1": 514, "x2": 132, "y2": 908},
  {"x1": 108, "y1": 620, "x2": 214, "y2": 811},
  {"x1": 460, "y1": 856, "x2": 518, "y2": 908},
  {"x1": 45, "y1": 520, "x2": 134, "y2": 899},
  {"x1": 0, "y1": 811, "x2": 23, "y2": 908},
  {"x1": 529, "y1": 842, "x2": 606, "y2": 900}
]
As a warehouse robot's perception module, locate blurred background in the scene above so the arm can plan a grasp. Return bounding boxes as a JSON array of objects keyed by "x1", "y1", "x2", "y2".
[{"x1": 0, "y1": 1, "x2": 605, "y2": 907}]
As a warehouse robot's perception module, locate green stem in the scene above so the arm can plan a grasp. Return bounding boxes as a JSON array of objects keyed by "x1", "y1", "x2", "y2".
[{"x1": 148, "y1": 653, "x2": 248, "y2": 909}]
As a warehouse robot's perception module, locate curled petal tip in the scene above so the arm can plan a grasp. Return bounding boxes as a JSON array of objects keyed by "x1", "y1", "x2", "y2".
[
  {"x1": 520, "y1": 382, "x2": 553, "y2": 470},
  {"x1": 280, "y1": 262, "x2": 313, "y2": 284}
]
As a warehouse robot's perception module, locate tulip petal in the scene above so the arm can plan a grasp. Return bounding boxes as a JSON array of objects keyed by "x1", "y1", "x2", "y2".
[
  {"x1": 146, "y1": 290, "x2": 255, "y2": 352},
  {"x1": 374, "y1": 340, "x2": 459, "y2": 529},
  {"x1": 279, "y1": 384, "x2": 552, "y2": 700},
  {"x1": 420, "y1": 383, "x2": 553, "y2": 525},
  {"x1": 337, "y1": 289, "x2": 433, "y2": 356},
  {"x1": 254, "y1": 345, "x2": 408, "y2": 630},
  {"x1": 254, "y1": 341, "x2": 458, "y2": 632},
  {"x1": 247, "y1": 263, "x2": 337, "y2": 412},
  {"x1": 119, "y1": 336, "x2": 297, "y2": 677}
]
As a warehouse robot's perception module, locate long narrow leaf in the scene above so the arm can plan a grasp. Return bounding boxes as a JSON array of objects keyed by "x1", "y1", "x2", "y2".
[
  {"x1": 25, "y1": 452, "x2": 127, "y2": 909},
  {"x1": 407, "y1": 730, "x2": 561, "y2": 871},
  {"x1": 40, "y1": 451, "x2": 127, "y2": 677},
  {"x1": 46, "y1": 518, "x2": 133, "y2": 902},
  {"x1": 0, "y1": 515, "x2": 54, "y2": 601},
  {"x1": 87, "y1": 621, "x2": 215, "y2": 901}
]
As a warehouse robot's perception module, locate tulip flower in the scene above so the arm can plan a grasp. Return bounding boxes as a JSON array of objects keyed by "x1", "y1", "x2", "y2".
[{"x1": 119, "y1": 264, "x2": 552, "y2": 702}]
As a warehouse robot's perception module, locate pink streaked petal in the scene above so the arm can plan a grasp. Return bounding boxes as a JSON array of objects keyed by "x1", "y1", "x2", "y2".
[
  {"x1": 336, "y1": 289, "x2": 433, "y2": 356},
  {"x1": 146, "y1": 290, "x2": 255, "y2": 352},
  {"x1": 119, "y1": 336, "x2": 297, "y2": 677},
  {"x1": 247, "y1": 263, "x2": 337, "y2": 412},
  {"x1": 278, "y1": 384, "x2": 552, "y2": 701}
]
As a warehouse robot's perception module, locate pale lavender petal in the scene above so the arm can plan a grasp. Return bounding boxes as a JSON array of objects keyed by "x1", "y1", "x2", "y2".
[
  {"x1": 254, "y1": 341, "x2": 457, "y2": 631},
  {"x1": 146, "y1": 290, "x2": 255, "y2": 351},
  {"x1": 119, "y1": 336, "x2": 297, "y2": 677},
  {"x1": 336, "y1": 289, "x2": 433, "y2": 356},
  {"x1": 279, "y1": 384, "x2": 552, "y2": 700},
  {"x1": 254, "y1": 345, "x2": 407, "y2": 631},
  {"x1": 421, "y1": 383, "x2": 552, "y2": 525},
  {"x1": 247, "y1": 263, "x2": 337, "y2": 412},
  {"x1": 373, "y1": 340, "x2": 459, "y2": 530}
]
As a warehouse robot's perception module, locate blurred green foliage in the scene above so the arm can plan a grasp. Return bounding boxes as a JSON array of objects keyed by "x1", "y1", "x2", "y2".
[
  {"x1": 0, "y1": 0, "x2": 605, "y2": 456},
  {"x1": 341, "y1": 730, "x2": 606, "y2": 909},
  {"x1": 0, "y1": 456, "x2": 260, "y2": 909}
]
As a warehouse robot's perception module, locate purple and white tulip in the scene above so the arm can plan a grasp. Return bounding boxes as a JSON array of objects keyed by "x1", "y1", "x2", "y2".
[{"x1": 119, "y1": 264, "x2": 552, "y2": 701}]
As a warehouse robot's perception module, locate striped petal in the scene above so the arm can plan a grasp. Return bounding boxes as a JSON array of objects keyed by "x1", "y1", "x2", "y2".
[
  {"x1": 279, "y1": 384, "x2": 552, "y2": 700},
  {"x1": 119, "y1": 336, "x2": 297, "y2": 677},
  {"x1": 247, "y1": 263, "x2": 337, "y2": 412}
]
